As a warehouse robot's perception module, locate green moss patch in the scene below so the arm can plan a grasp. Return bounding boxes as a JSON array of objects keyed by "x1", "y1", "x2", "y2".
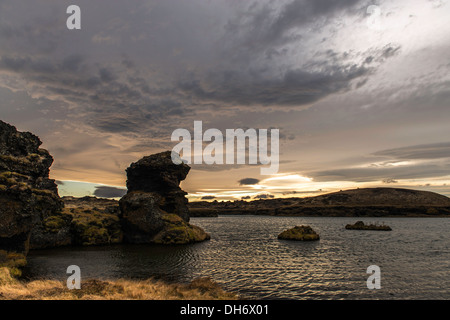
[
  {"x1": 65, "y1": 208, "x2": 122, "y2": 246},
  {"x1": 278, "y1": 225, "x2": 320, "y2": 241},
  {"x1": 43, "y1": 215, "x2": 70, "y2": 233},
  {"x1": 152, "y1": 214, "x2": 210, "y2": 245}
]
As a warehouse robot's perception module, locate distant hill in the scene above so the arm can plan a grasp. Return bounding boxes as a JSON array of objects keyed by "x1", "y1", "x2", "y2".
[
  {"x1": 61, "y1": 188, "x2": 450, "y2": 217},
  {"x1": 293, "y1": 188, "x2": 450, "y2": 207},
  {"x1": 188, "y1": 188, "x2": 450, "y2": 217}
]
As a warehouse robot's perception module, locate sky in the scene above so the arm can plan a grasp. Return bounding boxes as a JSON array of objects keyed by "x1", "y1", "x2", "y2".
[{"x1": 0, "y1": 0, "x2": 449, "y2": 200}]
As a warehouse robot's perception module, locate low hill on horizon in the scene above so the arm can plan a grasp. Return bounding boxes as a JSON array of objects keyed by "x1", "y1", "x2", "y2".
[
  {"x1": 188, "y1": 187, "x2": 450, "y2": 217},
  {"x1": 62, "y1": 187, "x2": 450, "y2": 217},
  {"x1": 291, "y1": 187, "x2": 450, "y2": 206}
]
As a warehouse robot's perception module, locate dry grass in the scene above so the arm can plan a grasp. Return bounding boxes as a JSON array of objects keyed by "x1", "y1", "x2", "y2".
[{"x1": 0, "y1": 268, "x2": 238, "y2": 300}]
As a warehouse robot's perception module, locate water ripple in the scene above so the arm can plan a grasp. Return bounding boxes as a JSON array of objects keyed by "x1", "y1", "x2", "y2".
[{"x1": 24, "y1": 216, "x2": 450, "y2": 299}]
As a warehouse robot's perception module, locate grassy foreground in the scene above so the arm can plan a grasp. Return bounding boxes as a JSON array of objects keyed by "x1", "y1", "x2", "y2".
[{"x1": 0, "y1": 268, "x2": 238, "y2": 300}]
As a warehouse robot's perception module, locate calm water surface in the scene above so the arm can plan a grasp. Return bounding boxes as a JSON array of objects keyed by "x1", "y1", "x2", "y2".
[{"x1": 24, "y1": 216, "x2": 450, "y2": 299}]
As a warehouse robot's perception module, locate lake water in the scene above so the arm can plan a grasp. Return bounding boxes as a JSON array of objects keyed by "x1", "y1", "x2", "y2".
[{"x1": 24, "y1": 216, "x2": 450, "y2": 299}]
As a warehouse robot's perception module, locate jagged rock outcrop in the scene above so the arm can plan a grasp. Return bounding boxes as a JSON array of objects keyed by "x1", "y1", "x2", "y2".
[
  {"x1": 0, "y1": 120, "x2": 63, "y2": 272},
  {"x1": 119, "y1": 151, "x2": 210, "y2": 244},
  {"x1": 125, "y1": 151, "x2": 191, "y2": 221}
]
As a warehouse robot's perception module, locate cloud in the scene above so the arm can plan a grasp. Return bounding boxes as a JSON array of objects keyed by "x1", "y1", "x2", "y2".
[
  {"x1": 178, "y1": 61, "x2": 371, "y2": 107},
  {"x1": 1, "y1": 0, "x2": 449, "y2": 198},
  {"x1": 311, "y1": 162, "x2": 450, "y2": 183},
  {"x1": 373, "y1": 142, "x2": 450, "y2": 160},
  {"x1": 0, "y1": 0, "x2": 402, "y2": 143},
  {"x1": 382, "y1": 178, "x2": 398, "y2": 184},
  {"x1": 93, "y1": 186, "x2": 127, "y2": 198},
  {"x1": 281, "y1": 189, "x2": 323, "y2": 195},
  {"x1": 238, "y1": 178, "x2": 260, "y2": 185},
  {"x1": 223, "y1": 0, "x2": 364, "y2": 51},
  {"x1": 201, "y1": 195, "x2": 216, "y2": 200},
  {"x1": 308, "y1": 140, "x2": 450, "y2": 184},
  {"x1": 253, "y1": 194, "x2": 274, "y2": 199}
]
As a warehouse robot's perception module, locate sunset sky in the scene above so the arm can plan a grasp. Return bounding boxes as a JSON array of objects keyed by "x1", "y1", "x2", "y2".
[{"x1": 1, "y1": 0, "x2": 449, "y2": 200}]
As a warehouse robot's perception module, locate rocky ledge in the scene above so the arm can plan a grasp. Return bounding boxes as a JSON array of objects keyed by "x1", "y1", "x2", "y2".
[
  {"x1": 119, "y1": 151, "x2": 210, "y2": 244},
  {"x1": 345, "y1": 221, "x2": 392, "y2": 231},
  {"x1": 0, "y1": 120, "x2": 63, "y2": 274},
  {"x1": 277, "y1": 225, "x2": 320, "y2": 241}
]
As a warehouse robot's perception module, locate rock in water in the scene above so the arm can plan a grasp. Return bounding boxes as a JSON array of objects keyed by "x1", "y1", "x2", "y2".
[
  {"x1": 0, "y1": 120, "x2": 63, "y2": 272},
  {"x1": 119, "y1": 151, "x2": 210, "y2": 244},
  {"x1": 345, "y1": 221, "x2": 392, "y2": 231},
  {"x1": 278, "y1": 225, "x2": 320, "y2": 241}
]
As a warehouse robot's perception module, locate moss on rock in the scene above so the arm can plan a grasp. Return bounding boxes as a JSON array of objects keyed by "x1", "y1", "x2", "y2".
[
  {"x1": 67, "y1": 208, "x2": 123, "y2": 246},
  {"x1": 278, "y1": 225, "x2": 320, "y2": 241},
  {"x1": 152, "y1": 214, "x2": 210, "y2": 245},
  {"x1": 345, "y1": 221, "x2": 392, "y2": 231},
  {"x1": 43, "y1": 215, "x2": 70, "y2": 233}
]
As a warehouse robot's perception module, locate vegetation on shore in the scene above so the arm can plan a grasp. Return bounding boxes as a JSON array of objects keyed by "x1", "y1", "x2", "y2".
[{"x1": 0, "y1": 267, "x2": 238, "y2": 300}]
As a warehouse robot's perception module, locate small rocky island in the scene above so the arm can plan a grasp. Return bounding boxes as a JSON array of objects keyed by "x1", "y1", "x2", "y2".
[
  {"x1": 345, "y1": 221, "x2": 392, "y2": 231},
  {"x1": 278, "y1": 225, "x2": 320, "y2": 241}
]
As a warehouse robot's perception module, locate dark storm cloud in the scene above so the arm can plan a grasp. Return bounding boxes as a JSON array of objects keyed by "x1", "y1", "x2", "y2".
[
  {"x1": 0, "y1": 53, "x2": 179, "y2": 136},
  {"x1": 180, "y1": 0, "x2": 400, "y2": 109},
  {"x1": 93, "y1": 186, "x2": 127, "y2": 198},
  {"x1": 238, "y1": 178, "x2": 260, "y2": 185},
  {"x1": 93, "y1": 116, "x2": 146, "y2": 134},
  {"x1": 178, "y1": 62, "x2": 371, "y2": 107},
  {"x1": 0, "y1": 16, "x2": 62, "y2": 54},
  {"x1": 224, "y1": 0, "x2": 365, "y2": 50},
  {"x1": 0, "y1": 0, "x2": 400, "y2": 139}
]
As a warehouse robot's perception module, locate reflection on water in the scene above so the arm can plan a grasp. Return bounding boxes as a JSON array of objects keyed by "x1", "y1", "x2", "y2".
[{"x1": 24, "y1": 216, "x2": 450, "y2": 299}]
